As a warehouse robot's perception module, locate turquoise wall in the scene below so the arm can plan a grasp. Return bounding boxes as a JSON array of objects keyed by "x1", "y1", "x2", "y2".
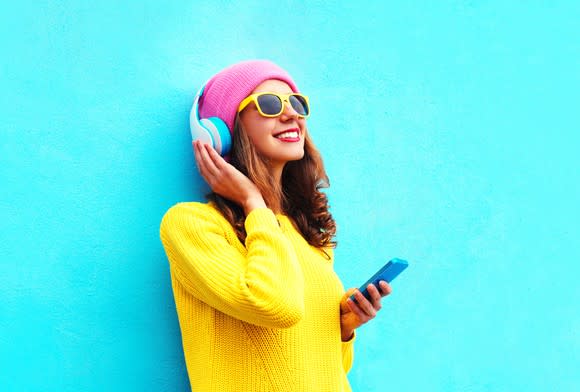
[{"x1": 1, "y1": 1, "x2": 578, "y2": 390}]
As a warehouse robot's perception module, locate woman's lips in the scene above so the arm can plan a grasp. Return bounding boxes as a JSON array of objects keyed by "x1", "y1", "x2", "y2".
[{"x1": 273, "y1": 128, "x2": 301, "y2": 142}]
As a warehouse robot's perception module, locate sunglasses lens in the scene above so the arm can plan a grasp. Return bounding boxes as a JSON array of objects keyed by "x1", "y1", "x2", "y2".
[
  {"x1": 289, "y1": 95, "x2": 309, "y2": 116},
  {"x1": 256, "y1": 94, "x2": 283, "y2": 116}
]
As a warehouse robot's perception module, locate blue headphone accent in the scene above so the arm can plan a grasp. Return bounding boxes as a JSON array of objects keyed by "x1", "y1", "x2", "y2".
[{"x1": 189, "y1": 84, "x2": 232, "y2": 156}]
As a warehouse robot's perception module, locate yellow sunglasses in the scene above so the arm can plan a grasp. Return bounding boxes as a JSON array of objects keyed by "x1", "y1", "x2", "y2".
[{"x1": 238, "y1": 92, "x2": 310, "y2": 118}]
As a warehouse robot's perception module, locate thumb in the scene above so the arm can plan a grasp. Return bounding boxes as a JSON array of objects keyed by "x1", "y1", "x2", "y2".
[{"x1": 340, "y1": 288, "x2": 358, "y2": 312}]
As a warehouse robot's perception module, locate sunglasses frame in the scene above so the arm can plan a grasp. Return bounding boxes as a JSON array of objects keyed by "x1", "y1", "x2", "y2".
[{"x1": 237, "y1": 92, "x2": 310, "y2": 118}]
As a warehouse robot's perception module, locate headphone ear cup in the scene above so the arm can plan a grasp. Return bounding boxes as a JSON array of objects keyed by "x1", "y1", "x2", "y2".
[
  {"x1": 201, "y1": 117, "x2": 232, "y2": 156},
  {"x1": 190, "y1": 106, "x2": 214, "y2": 146},
  {"x1": 209, "y1": 117, "x2": 232, "y2": 156},
  {"x1": 188, "y1": 82, "x2": 232, "y2": 156}
]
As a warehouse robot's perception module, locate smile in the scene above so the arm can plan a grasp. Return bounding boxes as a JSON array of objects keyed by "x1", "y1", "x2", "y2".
[{"x1": 274, "y1": 129, "x2": 301, "y2": 142}]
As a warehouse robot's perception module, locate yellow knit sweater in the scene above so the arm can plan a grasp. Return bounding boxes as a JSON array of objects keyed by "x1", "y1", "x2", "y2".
[{"x1": 160, "y1": 202, "x2": 355, "y2": 392}]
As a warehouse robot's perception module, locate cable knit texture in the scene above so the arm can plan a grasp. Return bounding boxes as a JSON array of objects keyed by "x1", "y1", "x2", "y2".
[{"x1": 160, "y1": 202, "x2": 355, "y2": 392}]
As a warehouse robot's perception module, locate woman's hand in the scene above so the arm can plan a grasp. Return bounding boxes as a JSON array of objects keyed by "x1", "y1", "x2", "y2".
[
  {"x1": 193, "y1": 141, "x2": 266, "y2": 214},
  {"x1": 339, "y1": 281, "x2": 392, "y2": 341}
]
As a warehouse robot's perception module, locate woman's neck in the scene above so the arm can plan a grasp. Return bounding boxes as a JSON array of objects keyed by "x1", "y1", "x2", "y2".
[
  {"x1": 270, "y1": 162, "x2": 284, "y2": 186},
  {"x1": 267, "y1": 162, "x2": 285, "y2": 214}
]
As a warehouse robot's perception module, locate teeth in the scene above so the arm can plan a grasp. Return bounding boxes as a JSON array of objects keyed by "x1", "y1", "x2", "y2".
[{"x1": 275, "y1": 131, "x2": 298, "y2": 139}]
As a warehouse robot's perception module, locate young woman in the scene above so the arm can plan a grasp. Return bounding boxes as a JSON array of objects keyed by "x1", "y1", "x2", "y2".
[{"x1": 160, "y1": 60, "x2": 392, "y2": 392}]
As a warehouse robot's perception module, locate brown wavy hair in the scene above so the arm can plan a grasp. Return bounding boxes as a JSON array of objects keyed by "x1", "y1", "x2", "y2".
[{"x1": 207, "y1": 114, "x2": 337, "y2": 250}]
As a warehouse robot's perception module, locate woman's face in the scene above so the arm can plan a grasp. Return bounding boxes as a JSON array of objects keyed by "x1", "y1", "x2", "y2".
[{"x1": 238, "y1": 79, "x2": 306, "y2": 166}]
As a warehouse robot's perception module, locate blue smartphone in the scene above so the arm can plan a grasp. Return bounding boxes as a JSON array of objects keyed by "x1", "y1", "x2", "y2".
[{"x1": 350, "y1": 258, "x2": 409, "y2": 303}]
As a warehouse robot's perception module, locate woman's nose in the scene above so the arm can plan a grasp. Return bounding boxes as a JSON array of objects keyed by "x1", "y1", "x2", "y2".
[{"x1": 279, "y1": 99, "x2": 299, "y2": 120}]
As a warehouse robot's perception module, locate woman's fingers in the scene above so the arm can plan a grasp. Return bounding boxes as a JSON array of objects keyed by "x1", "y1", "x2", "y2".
[
  {"x1": 193, "y1": 141, "x2": 262, "y2": 208},
  {"x1": 193, "y1": 141, "x2": 204, "y2": 171},
  {"x1": 204, "y1": 142, "x2": 227, "y2": 170},
  {"x1": 197, "y1": 142, "x2": 220, "y2": 178},
  {"x1": 353, "y1": 290, "x2": 377, "y2": 318},
  {"x1": 193, "y1": 141, "x2": 210, "y2": 177},
  {"x1": 378, "y1": 281, "x2": 392, "y2": 297},
  {"x1": 347, "y1": 297, "x2": 369, "y2": 321},
  {"x1": 342, "y1": 282, "x2": 394, "y2": 332},
  {"x1": 366, "y1": 284, "x2": 383, "y2": 310}
]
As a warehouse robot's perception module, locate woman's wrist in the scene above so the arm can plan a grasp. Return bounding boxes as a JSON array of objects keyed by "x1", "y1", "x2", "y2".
[{"x1": 242, "y1": 195, "x2": 267, "y2": 216}]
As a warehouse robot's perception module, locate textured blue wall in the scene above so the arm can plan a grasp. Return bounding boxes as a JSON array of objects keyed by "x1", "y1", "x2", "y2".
[{"x1": 1, "y1": 1, "x2": 578, "y2": 391}]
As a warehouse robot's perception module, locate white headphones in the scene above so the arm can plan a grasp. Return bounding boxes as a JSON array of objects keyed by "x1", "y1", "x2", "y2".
[{"x1": 189, "y1": 83, "x2": 233, "y2": 156}]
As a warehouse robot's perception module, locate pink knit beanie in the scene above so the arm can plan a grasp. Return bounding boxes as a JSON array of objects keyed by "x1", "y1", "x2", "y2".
[{"x1": 198, "y1": 60, "x2": 300, "y2": 134}]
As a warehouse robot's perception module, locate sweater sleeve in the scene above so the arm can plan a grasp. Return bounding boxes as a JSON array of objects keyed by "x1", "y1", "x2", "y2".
[
  {"x1": 341, "y1": 331, "x2": 356, "y2": 373},
  {"x1": 159, "y1": 203, "x2": 305, "y2": 329}
]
